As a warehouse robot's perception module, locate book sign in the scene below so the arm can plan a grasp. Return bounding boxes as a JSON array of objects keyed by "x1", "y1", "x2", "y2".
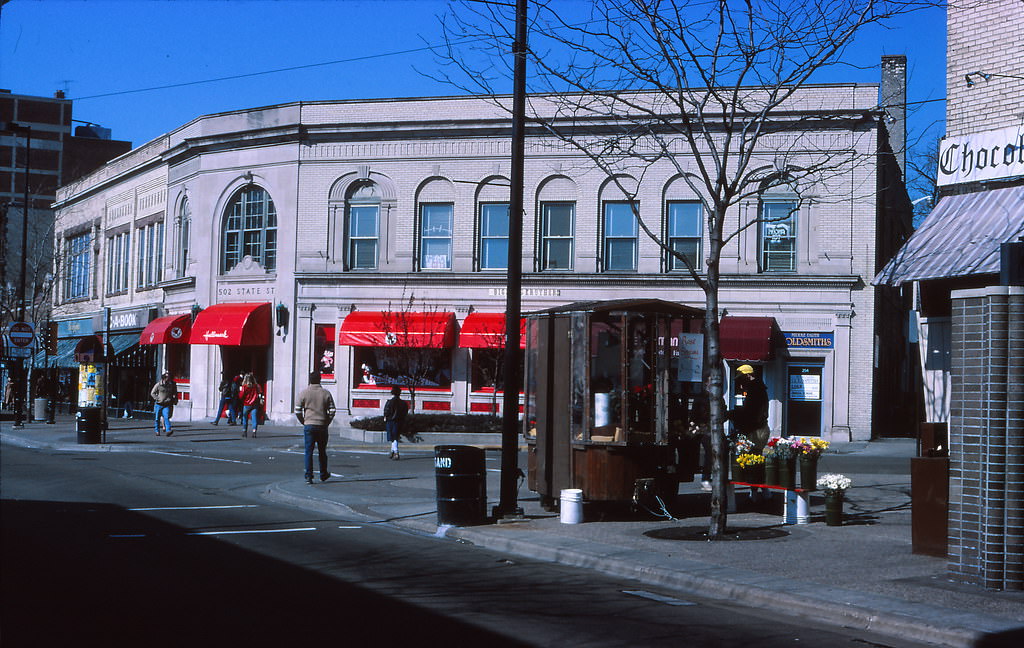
[{"x1": 677, "y1": 333, "x2": 704, "y2": 382}]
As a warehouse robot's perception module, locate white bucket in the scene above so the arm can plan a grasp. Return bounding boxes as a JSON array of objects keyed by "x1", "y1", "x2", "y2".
[{"x1": 560, "y1": 488, "x2": 584, "y2": 524}]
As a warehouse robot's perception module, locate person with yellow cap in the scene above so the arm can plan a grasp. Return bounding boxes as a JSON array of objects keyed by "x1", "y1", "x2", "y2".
[{"x1": 727, "y1": 364, "x2": 770, "y2": 451}]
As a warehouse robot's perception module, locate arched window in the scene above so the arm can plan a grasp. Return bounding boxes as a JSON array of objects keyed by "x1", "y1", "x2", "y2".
[
  {"x1": 221, "y1": 185, "x2": 277, "y2": 273},
  {"x1": 177, "y1": 197, "x2": 191, "y2": 278},
  {"x1": 345, "y1": 180, "x2": 380, "y2": 270}
]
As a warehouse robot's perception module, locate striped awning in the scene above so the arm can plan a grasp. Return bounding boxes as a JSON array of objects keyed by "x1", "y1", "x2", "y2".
[{"x1": 874, "y1": 186, "x2": 1024, "y2": 286}]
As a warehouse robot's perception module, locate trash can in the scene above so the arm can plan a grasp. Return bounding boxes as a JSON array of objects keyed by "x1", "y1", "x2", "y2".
[
  {"x1": 33, "y1": 398, "x2": 49, "y2": 421},
  {"x1": 434, "y1": 445, "x2": 486, "y2": 526},
  {"x1": 76, "y1": 407, "x2": 102, "y2": 444}
]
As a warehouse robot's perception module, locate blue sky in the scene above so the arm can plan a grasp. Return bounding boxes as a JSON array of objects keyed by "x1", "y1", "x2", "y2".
[{"x1": 1, "y1": 0, "x2": 946, "y2": 153}]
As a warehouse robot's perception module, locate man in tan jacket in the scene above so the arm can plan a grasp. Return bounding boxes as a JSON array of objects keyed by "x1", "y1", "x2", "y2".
[{"x1": 295, "y1": 371, "x2": 336, "y2": 484}]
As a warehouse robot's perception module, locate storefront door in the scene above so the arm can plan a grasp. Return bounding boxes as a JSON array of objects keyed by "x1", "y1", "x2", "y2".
[{"x1": 786, "y1": 362, "x2": 823, "y2": 437}]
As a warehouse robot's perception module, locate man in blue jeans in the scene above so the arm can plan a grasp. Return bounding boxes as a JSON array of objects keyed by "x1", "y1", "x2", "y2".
[
  {"x1": 295, "y1": 371, "x2": 336, "y2": 484},
  {"x1": 150, "y1": 372, "x2": 178, "y2": 436}
]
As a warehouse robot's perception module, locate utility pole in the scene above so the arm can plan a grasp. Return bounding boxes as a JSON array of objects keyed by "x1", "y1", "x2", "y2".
[
  {"x1": 3, "y1": 122, "x2": 31, "y2": 428},
  {"x1": 495, "y1": 0, "x2": 528, "y2": 520}
]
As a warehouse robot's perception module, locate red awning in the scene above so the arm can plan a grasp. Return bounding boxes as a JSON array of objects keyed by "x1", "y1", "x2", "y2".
[
  {"x1": 720, "y1": 316, "x2": 779, "y2": 362},
  {"x1": 190, "y1": 302, "x2": 271, "y2": 346},
  {"x1": 458, "y1": 312, "x2": 526, "y2": 349},
  {"x1": 139, "y1": 314, "x2": 191, "y2": 345},
  {"x1": 338, "y1": 311, "x2": 456, "y2": 348}
]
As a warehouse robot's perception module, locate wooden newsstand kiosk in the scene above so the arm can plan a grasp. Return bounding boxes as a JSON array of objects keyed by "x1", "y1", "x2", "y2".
[{"x1": 523, "y1": 299, "x2": 705, "y2": 509}]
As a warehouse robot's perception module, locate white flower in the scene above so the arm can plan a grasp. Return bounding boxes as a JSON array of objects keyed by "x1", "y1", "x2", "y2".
[{"x1": 816, "y1": 473, "x2": 852, "y2": 492}]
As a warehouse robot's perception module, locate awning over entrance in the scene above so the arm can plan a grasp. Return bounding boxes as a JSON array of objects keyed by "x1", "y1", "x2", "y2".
[
  {"x1": 140, "y1": 314, "x2": 191, "y2": 345},
  {"x1": 338, "y1": 311, "x2": 457, "y2": 348},
  {"x1": 458, "y1": 312, "x2": 526, "y2": 349},
  {"x1": 874, "y1": 185, "x2": 1024, "y2": 286},
  {"x1": 720, "y1": 316, "x2": 782, "y2": 362},
  {"x1": 190, "y1": 302, "x2": 271, "y2": 346},
  {"x1": 34, "y1": 338, "x2": 78, "y2": 368}
]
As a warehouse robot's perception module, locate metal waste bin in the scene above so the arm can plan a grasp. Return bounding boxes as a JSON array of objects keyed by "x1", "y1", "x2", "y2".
[
  {"x1": 434, "y1": 445, "x2": 486, "y2": 526},
  {"x1": 76, "y1": 407, "x2": 102, "y2": 444},
  {"x1": 33, "y1": 398, "x2": 49, "y2": 421}
]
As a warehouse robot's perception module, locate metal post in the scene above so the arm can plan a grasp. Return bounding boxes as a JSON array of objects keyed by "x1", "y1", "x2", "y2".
[
  {"x1": 9, "y1": 123, "x2": 31, "y2": 428},
  {"x1": 495, "y1": 0, "x2": 528, "y2": 521}
]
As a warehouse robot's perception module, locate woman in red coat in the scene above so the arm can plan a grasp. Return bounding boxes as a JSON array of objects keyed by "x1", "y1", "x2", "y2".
[{"x1": 238, "y1": 373, "x2": 263, "y2": 438}]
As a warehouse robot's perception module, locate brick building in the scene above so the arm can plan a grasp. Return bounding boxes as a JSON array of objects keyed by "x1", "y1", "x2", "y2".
[
  {"x1": 1, "y1": 90, "x2": 131, "y2": 415},
  {"x1": 49, "y1": 72, "x2": 911, "y2": 444},
  {"x1": 875, "y1": 0, "x2": 1024, "y2": 590}
]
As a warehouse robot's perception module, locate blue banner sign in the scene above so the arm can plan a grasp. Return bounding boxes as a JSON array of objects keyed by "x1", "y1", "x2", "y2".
[
  {"x1": 784, "y1": 332, "x2": 834, "y2": 349},
  {"x1": 57, "y1": 317, "x2": 95, "y2": 339}
]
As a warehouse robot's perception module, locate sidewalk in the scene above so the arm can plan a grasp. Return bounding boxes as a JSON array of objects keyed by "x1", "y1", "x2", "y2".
[{"x1": 4, "y1": 415, "x2": 1023, "y2": 647}]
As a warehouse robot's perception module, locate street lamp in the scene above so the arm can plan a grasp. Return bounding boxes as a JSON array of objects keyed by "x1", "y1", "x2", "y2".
[{"x1": 1, "y1": 121, "x2": 31, "y2": 427}]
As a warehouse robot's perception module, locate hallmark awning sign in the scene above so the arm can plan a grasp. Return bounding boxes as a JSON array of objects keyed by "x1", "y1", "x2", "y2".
[{"x1": 938, "y1": 124, "x2": 1024, "y2": 187}]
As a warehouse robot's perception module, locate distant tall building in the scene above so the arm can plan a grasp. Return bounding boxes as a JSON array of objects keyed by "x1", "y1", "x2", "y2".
[{"x1": 0, "y1": 89, "x2": 131, "y2": 325}]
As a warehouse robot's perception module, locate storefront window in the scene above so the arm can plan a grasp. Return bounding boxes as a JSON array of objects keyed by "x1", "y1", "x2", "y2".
[
  {"x1": 167, "y1": 344, "x2": 190, "y2": 382},
  {"x1": 353, "y1": 347, "x2": 452, "y2": 389},
  {"x1": 470, "y1": 348, "x2": 525, "y2": 392},
  {"x1": 314, "y1": 324, "x2": 336, "y2": 381}
]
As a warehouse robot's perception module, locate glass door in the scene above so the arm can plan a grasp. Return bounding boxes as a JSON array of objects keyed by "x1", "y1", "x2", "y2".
[{"x1": 786, "y1": 362, "x2": 823, "y2": 437}]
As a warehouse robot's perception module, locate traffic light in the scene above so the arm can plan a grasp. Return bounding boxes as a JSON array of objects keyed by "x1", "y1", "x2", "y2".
[{"x1": 45, "y1": 321, "x2": 58, "y2": 355}]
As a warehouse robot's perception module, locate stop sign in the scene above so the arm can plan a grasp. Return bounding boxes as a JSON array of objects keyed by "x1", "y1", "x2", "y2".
[{"x1": 7, "y1": 321, "x2": 34, "y2": 347}]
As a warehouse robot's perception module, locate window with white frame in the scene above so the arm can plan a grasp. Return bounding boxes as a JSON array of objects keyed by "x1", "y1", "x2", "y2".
[
  {"x1": 602, "y1": 202, "x2": 638, "y2": 271},
  {"x1": 666, "y1": 201, "x2": 702, "y2": 272},
  {"x1": 479, "y1": 202, "x2": 509, "y2": 271},
  {"x1": 177, "y1": 198, "x2": 191, "y2": 278},
  {"x1": 105, "y1": 231, "x2": 131, "y2": 294},
  {"x1": 64, "y1": 232, "x2": 91, "y2": 300},
  {"x1": 540, "y1": 202, "x2": 574, "y2": 271},
  {"x1": 221, "y1": 185, "x2": 277, "y2": 273},
  {"x1": 137, "y1": 221, "x2": 164, "y2": 289},
  {"x1": 759, "y1": 201, "x2": 797, "y2": 272},
  {"x1": 419, "y1": 203, "x2": 453, "y2": 271}
]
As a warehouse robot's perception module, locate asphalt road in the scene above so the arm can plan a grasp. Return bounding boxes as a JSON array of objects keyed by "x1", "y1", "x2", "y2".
[{"x1": 1, "y1": 443, "x2": 931, "y2": 647}]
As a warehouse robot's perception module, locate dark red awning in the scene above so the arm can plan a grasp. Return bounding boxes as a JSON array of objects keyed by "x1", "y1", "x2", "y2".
[
  {"x1": 458, "y1": 312, "x2": 526, "y2": 349},
  {"x1": 190, "y1": 302, "x2": 271, "y2": 346},
  {"x1": 720, "y1": 316, "x2": 778, "y2": 362},
  {"x1": 140, "y1": 314, "x2": 191, "y2": 345},
  {"x1": 338, "y1": 311, "x2": 456, "y2": 348}
]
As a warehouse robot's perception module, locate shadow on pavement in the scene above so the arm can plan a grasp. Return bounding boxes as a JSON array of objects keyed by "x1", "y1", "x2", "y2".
[{"x1": 1, "y1": 499, "x2": 529, "y2": 647}]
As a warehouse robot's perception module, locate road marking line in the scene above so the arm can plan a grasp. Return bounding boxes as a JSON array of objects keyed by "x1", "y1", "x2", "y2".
[
  {"x1": 337, "y1": 525, "x2": 362, "y2": 529},
  {"x1": 622, "y1": 590, "x2": 696, "y2": 606},
  {"x1": 148, "y1": 450, "x2": 251, "y2": 464},
  {"x1": 128, "y1": 505, "x2": 260, "y2": 511},
  {"x1": 187, "y1": 527, "x2": 317, "y2": 536}
]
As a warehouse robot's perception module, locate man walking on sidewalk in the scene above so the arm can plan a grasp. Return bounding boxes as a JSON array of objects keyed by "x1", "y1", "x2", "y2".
[
  {"x1": 151, "y1": 372, "x2": 178, "y2": 437},
  {"x1": 295, "y1": 371, "x2": 336, "y2": 484}
]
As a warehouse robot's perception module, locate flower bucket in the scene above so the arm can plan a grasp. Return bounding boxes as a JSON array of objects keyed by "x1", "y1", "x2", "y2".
[
  {"x1": 799, "y1": 454, "x2": 818, "y2": 490},
  {"x1": 764, "y1": 455, "x2": 779, "y2": 486},
  {"x1": 743, "y1": 463, "x2": 765, "y2": 485},
  {"x1": 824, "y1": 492, "x2": 844, "y2": 526},
  {"x1": 777, "y1": 457, "x2": 797, "y2": 490}
]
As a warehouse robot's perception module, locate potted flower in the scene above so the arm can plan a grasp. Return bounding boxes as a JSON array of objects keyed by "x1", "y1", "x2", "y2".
[
  {"x1": 798, "y1": 437, "x2": 829, "y2": 490},
  {"x1": 735, "y1": 452, "x2": 765, "y2": 484},
  {"x1": 762, "y1": 441, "x2": 780, "y2": 486},
  {"x1": 817, "y1": 473, "x2": 852, "y2": 526},
  {"x1": 771, "y1": 437, "x2": 801, "y2": 489}
]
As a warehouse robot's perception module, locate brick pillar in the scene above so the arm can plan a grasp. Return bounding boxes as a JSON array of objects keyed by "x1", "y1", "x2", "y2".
[{"x1": 948, "y1": 287, "x2": 1024, "y2": 590}]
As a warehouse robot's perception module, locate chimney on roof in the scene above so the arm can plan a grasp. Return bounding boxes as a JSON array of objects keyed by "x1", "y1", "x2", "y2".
[
  {"x1": 880, "y1": 55, "x2": 907, "y2": 179},
  {"x1": 55, "y1": 90, "x2": 66, "y2": 99}
]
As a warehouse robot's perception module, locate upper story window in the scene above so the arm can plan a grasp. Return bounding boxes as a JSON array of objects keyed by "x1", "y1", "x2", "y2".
[
  {"x1": 346, "y1": 181, "x2": 380, "y2": 271},
  {"x1": 221, "y1": 185, "x2": 277, "y2": 273},
  {"x1": 177, "y1": 198, "x2": 191, "y2": 278},
  {"x1": 419, "y1": 203, "x2": 453, "y2": 271},
  {"x1": 603, "y1": 202, "x2": 638, "y2": 272},
  {"x1": 479, "y1": 202, "x2": 509, "y2": 271},
  {"x1": 666, "y1": 201, "x2": 702, "y2": 272},
  {"x1": 540, "y1": 202, "x2": 574, "y2": 271},
  {"x1": 760, "y1": 201, "x2": 797, "y2": 272},
  {"x1": 137, "y1": 221, "x2": 164, "y2": 289},
  {"x1": 105, "y1": 231, "x2": 131, "y2": 294},
  {"x1": 64, "y1": 232, "x2": 91, "y2": 301}
]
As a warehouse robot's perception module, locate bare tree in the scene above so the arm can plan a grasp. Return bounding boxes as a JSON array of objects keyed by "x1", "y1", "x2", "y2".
[{"x1": 435, "y1": 0, "x2": 930, "y2": 537}]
